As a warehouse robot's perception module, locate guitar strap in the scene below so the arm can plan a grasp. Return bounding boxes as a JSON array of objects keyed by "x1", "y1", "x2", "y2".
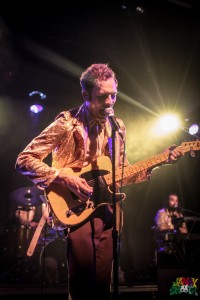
[{"x1": 26, "y1": 202, "x2": 50, "y2": 257}]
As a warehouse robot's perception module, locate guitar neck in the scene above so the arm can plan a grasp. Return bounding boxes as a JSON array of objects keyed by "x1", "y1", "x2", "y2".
[
  {"x1": 45, "y1": 140, "x2": 199, "y2": 228},
  {"x1": 104, "y1": 151, "x2": 169, "y2": 186},
  {"x1": 104, "y1": 140, "x2": 200, "y2": 187}
]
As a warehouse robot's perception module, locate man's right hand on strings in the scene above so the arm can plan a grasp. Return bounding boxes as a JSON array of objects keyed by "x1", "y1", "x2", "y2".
[{"x1": 55, "y1": 170, "x2": 93, "y2": 201}]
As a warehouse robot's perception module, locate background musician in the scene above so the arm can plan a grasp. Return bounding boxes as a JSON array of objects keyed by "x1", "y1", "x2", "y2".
[
  {"x1": 154, "y1": 193, "x2": 188, "y2": 267},
  {"x1": 154, "y1": 193, "x2": 188, "y2": 234}
]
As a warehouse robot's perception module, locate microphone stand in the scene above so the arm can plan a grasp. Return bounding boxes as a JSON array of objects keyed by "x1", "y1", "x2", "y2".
[
  {"x1": 99, "y1": 107, "x2": 124, "y2": 298},
  {"x1": 111, "y1": 127, "x2": 119, "y2": 299}
]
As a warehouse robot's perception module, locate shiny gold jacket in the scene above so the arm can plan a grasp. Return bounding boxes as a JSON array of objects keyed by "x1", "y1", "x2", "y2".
[{"x1": 15, "y1": 104, "x2": 149, "y2": 231}]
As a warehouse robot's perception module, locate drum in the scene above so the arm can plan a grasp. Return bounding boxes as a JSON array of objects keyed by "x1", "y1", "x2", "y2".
[
  {"x1": 15, "y1": 204, "x2": 58, "y2": 258},
  {"x1": 1, "y1": 224, "x2": 18, "y2": 259},
  {"x1": 0, "y1": 223, "x2": 34, "y2": 273},
  {"x1": 17, "y1": 224, "x2": 37, "y2": 257},
  {"x1": 15, "y1": 206, "x2": 36, "y2": 226},
  {"x1": 32, "y1": 238, "x2": 68, "y2": 285}
]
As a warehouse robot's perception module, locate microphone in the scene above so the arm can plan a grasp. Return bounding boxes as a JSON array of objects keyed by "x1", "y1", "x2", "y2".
[
  {"x1": 99, "y1": 107, "x2": 124, "y2": 140},
  {"x1": 170, "y1": 206, "x2": 181, "y2": 212}
]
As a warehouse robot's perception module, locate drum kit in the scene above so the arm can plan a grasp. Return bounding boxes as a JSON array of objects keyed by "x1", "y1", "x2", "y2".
[{"x1": 1, "y1": 185, "x2": 67, "y2": 284}]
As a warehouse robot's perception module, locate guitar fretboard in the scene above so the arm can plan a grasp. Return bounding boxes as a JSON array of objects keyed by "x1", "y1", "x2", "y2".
[
  {"x1": 104, "y1": 140, "x2": 200, "y2": 186},
  {"x1": 104, "y1": 151, "x2": 169, "y2": 186}
]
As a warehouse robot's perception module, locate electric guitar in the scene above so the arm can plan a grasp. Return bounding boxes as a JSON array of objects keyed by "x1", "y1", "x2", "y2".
[{"x1": 44, "y1": 140, "x2": 200, "y2": 229}]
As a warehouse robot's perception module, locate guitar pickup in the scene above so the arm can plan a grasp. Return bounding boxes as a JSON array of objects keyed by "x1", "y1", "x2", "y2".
[
  {"x1": 65, "y1": 201, "x2": 94, "y2": 218},
  {"x1": 66, "y1": 206, "x2": 84, "y2": 217}
]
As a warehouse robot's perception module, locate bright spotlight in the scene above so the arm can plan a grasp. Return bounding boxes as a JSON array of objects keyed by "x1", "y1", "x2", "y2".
[
  {"x1": 159, "y1": 114, "x2": 180, "y2": 132},
  {"x1": 189, "y1": 123, "x2": 199, "y2": 135},
  {"x1": 152, "y1": 114, "x2": 181, "y2": 136}
]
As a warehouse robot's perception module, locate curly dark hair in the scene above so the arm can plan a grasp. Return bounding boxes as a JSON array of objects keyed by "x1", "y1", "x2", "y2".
[{"x1": 80, "y1": 63, "x2": 118, "y2": 96}]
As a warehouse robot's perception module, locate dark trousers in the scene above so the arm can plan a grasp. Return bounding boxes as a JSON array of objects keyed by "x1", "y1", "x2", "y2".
[{"x1": 67, "y1": 206, "x2": 113, "y2": 300}]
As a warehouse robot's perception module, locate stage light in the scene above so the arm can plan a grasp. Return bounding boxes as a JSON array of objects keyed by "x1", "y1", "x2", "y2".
[
  {"x1": 29, "y1": 90, "x2": 46, "y2": 100},
  {"x1": 152, "y1": 114, "x2": 181, "y2": 136},
  {"x1": 28, "y1": 90, "x2": 47, "y2": 114},
  {"x1": 30, "y1": 104, "x2": 44, "y2": 114},
  {"x1": 159, "y1": 114, "x2": 180, "y2": 133},
  {"x1": 188, "y1": 123, "x2": 199, "y2": 135}
]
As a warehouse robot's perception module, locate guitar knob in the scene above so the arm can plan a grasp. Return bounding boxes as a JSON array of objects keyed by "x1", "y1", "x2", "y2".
[{"x1": 66, "y1": 210, "x2": 72, "y2": 218}]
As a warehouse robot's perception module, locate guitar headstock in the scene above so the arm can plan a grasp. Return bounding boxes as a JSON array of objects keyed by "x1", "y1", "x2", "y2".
[{"x1": 180, "y1": 140, "x2": 200, "y2": 154}]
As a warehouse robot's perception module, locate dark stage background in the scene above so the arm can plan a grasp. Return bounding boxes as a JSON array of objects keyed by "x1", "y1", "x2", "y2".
[{"x1": 0, "y1": 0, "x2": 200, "y2": 285}]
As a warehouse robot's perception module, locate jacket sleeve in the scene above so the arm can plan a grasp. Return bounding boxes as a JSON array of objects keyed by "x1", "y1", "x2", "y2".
[{"x1": 15, "y1": 116, "x2": 68, "y2": 189}]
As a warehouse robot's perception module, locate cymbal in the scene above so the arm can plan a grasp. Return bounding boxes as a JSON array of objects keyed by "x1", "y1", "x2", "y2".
[{"x1": 10, "y1": 186, "x2": 44, "y2": 207}]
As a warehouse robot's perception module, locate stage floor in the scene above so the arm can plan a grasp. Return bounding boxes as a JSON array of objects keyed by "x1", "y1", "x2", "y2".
[{"x1": 0, "y1": 283, "x2": 158, "y2": 299}]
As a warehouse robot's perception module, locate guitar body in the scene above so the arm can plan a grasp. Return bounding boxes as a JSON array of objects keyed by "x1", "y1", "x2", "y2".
[
  {"x1": 45, "y1": 140, "x2": 200, "y2": 229},
  {"x1": 45, "y1": 156, "x2": 122, "y2": 229}
]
